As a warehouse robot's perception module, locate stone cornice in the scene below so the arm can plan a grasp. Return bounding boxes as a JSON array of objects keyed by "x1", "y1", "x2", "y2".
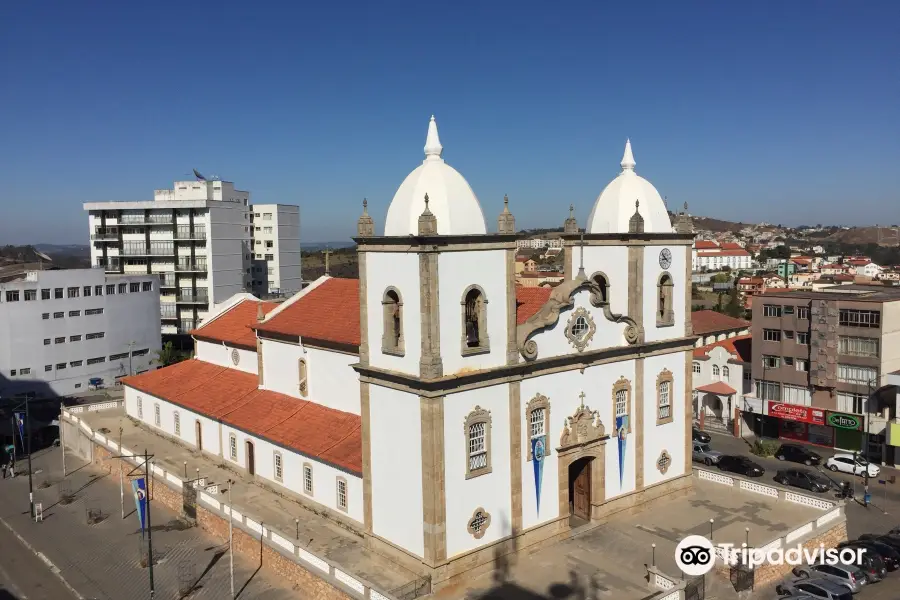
[
  {"x1": 354, "y1": 234, "x2": 518, "y2": 252},
  {"x1": 353, "y1": 336, "x2": 697, "y2": 397},
  {"x1": 559, "y1": 232, "x2": 695, "y2": 246}
]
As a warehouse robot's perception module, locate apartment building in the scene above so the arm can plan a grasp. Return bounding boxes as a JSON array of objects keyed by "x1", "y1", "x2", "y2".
[
  {"x1": 749, "y1": 284, "x2": 900, "y2": 463},
  {"x1": 0, "y1": 268, "x2": 161, "y2": 398},
  {"x1": 83, "y1": 179, "x2": 253, "y2": 334},
  {"x1": 692, "y1": 240, "x2": 753, "y2": 271},
  {"x1": 248, "y1": 204, "x2": 302, "y2": 296}
]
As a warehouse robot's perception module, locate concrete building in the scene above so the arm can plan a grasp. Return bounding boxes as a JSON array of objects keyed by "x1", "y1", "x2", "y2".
[
  {"x1": 248, "y1": 204, "x2": 302, "y2": 296},
  {"x1": 0, "y1": 268, "x2": 161, "y2": 398},
  {"x1": 119, "y1": 119, "x2": 696, "y2": 590},
  {"x1": 692, "y1": 335, "x2": 752, "y2": 433},
  {"x1": 83, "y1": 178, "x2": 253, "y2": 335},
  {"x1": 692, "y1": 240, "x2": 752, "y2": 272},
  {"x1": 748, "y1": 285, "x2": 900, "y2": 464}
]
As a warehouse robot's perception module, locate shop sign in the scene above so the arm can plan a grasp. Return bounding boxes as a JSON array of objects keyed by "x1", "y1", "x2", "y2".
[
  {"x1": 826, "y1": 412, "x2": 862, "y2": 431},
  {"x1": 768, "y1": 401, "x2": 825, "y2": 425}
]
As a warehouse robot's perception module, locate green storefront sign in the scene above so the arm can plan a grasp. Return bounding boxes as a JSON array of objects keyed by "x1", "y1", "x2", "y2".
[{"x1": 827, "y1": 412, "x2": 861, "y2": 430}]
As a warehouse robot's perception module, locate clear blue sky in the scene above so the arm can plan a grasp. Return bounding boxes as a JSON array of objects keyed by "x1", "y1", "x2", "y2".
[{"x1": 2, "y1": 1, "x2": 898, "y2": 245}]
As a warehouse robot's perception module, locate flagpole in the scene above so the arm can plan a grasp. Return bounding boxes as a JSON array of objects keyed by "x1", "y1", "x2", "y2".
[
  {"x1": 145, "y1": 449, "x2": 155, "y2": 599},
  {"x1": 25, "y1": 399, "x2": 34, "y2": 519}
]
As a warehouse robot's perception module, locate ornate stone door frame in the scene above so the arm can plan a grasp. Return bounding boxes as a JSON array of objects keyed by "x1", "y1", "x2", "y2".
[{"x1": 556, "y1": 404, "x2": 608, "y2": 521}]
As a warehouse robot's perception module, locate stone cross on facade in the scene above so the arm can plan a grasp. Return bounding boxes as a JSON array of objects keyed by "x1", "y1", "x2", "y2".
[{"x1": 578, "y1": 391, "x2": 586, "y2": 407}]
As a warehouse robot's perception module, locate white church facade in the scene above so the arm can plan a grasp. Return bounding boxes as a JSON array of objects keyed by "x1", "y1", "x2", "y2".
[{"x1": 120, "y1": 116, "x2": 697, "y2": 588}]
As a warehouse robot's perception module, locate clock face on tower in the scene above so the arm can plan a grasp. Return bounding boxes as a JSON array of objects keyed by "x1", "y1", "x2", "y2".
[{"x1": 659, "y1": 248, "x2": 672, "y2": 270}]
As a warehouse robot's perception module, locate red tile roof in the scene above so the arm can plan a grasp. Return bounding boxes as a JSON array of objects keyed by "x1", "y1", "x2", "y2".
[
  {"x1": 255, "y1": 278, "x2": 361, "y2": 348},
  {"x1": 697, "y1": 249, "x2": 751, "y2": 257},
  {"x1": 122, "y1": 360, "x2": 362, "y2": 474},
  {"x1": 719, "y1": 242, "x2": 744, "y2": 250},
  {"x1": 694, "y1": 241, "x2": 719, "y2": 250},
  {"x1": 191, "y1": 299, "x2": 279, "y2": 350},
  {"x1": 515, "y1": 287, "x2": 551, "y2": 324},
  {"x1": 691, "y1": 310, "x2": 750, "y2": 335},
  {"x1": 695, "y1": 381, "x2": 738, "y2": 395},
  {"x1": 693, "y1": 334, "x2": 752, "y2": 363}
]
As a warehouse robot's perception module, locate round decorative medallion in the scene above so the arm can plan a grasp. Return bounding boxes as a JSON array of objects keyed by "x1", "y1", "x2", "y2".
[
  {"x1": 231, "y1": 349, "x2": 240, "y2": 366},
  {"x1": 659, "y1": 248, "x2": 672, "y2": 270},
  {"x1": 657, "y1": 450, "x2": 672, "y2": 474}
]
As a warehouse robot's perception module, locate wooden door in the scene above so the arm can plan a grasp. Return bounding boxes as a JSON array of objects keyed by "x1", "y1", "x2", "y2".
[
  {"x1": 573, "y1": 461, "x2": 591, "y2": 521},
  {"x1": 246, "y1": 441, "x2": 255, "y2": 475}
]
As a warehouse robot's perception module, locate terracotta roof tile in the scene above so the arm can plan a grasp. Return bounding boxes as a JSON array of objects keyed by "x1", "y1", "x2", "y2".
[
  {"x1": 694, "y1": 241, "x2": 719, "y2": 250},
  {"x1": 719, "y1": 242, "x2": 744, "y2": 250},
  {"x1": 122, "y1": 360, "x2": 362, "y2": 474},
  {"x1": 255, "y1": 278, "x2": 361, "y2": 347},
  {"x1": 693, "y1": 334, "x2": 752, "y2": 363},
  {"x1": 191, "y1": 299, "x2": 279, "y2": 349},
  {"x1": 697, "y1": 249, "x2": 751, "y2": 257},
  {"x1": 516, "y1": 287, "x2": 551, "y2": 324},
  {"x1": 691, "y1": 310, "x2": 750, "y2": 335},
  {"x1": 695, "y1": 381, "x2": 738, "y2": 395}
]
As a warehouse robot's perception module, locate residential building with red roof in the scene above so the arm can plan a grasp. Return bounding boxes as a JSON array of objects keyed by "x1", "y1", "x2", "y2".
[
  {"x1": 118, "y1": 118, "x2": 699, "y2": 585},
  {"x1": 690, "y1": 310, "x2": 751, "y2": 346},
  {"x1": 691, "y1": 334, "x2": 752, "y2": 433},
  {"x1": 691, "y1": 240, "x2": 752, "y2": 271}
]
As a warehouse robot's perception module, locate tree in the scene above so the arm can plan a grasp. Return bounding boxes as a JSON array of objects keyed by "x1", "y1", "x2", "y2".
[
  {"x1": 724, "y1": 285, "x2": 743, "y2": 318},
  {"x1": 152, "y1": 342, "x2": 185, "y2": 368}
]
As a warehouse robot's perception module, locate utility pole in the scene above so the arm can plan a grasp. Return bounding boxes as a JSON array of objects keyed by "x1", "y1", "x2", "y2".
[
  {"x1": 228, "y1": 479, "x2": 235, "y2": 599},
  {"x1": 25, "y1": 397, "x2": 34, "y2": 519},
  {"x1": 145, "y1": 450, "x2": 155, "y2": 599},
  {"x1": 60, "y1": 406, "x2": 66, "y2": 478},
  {"x1": 119, "y1": 426, "x2": 124, "y2": 518}
]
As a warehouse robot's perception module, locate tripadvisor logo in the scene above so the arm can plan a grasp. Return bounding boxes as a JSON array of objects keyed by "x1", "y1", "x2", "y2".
[{"x1": 675, "y1": 535, "x2": 865, "y2": 576}]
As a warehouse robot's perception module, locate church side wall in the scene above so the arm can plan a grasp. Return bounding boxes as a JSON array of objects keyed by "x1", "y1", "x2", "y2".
[
  {"x1": 525, "y1": 290, "x2": 628, "y2": 360},
  {"x1": 195, "y1": 340, "x2": 258, "y2": 375},
  {"x1": 582, "y1": 246, "x2": 629, "y2": 315},
  {"x1": 643, "y1": 244, "x2": 687, "y2": 344},
  {"x1": 260, "y1": 338, "x2": 304, "y2": 398},
  {"x1": 305, "y1": 347, "x2": 360, "y2": 415},
  {"x1": 518, "y1": 359, "x2": 637, "y2": 531},
  {"x1": 443, "y1": 384, "x2": 512, "y2": 558},
  {"x1": 125, "y1": 386, "x2": 221, "y2": 456},
  {"x1": 365, "y1": 252, "x2": 421, "y2": 377},
  {"x1": 437, "y1": 250, "x2": 508, "y2": 375},
  {"x1": 641, "y1": 351, "x2": 688, "y2": 487},
  {"x1": 369, "y1": 384, "x2": 425, "y2": 559}
]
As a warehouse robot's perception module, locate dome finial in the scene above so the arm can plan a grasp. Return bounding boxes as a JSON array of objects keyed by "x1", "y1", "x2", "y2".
[
  {"x1": 424, "y1": 115, "x2": 443, "y2": 160},
  {"x1": 362, "y1": 197, "x2": 369, "y2": 214},
  {"x1": 357, "y1": 197, "x2": 375, "y2": 237},
  {"x1": 621, "y1": 138, "x2": 636, "y2": 172}
]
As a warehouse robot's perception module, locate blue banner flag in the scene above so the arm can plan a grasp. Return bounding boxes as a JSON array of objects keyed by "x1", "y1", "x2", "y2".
[
  {"x1": 14, "y1": 412, "x2": 25, "y2": 449},
  {"x1": 132, "y1": 478, "x2": 147, "y2": 535},
  {"x1": 532, "y1": 437, "x2": 545, "y2": 514}
]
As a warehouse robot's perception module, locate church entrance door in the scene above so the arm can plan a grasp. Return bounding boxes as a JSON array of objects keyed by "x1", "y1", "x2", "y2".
[{"x1": 569, "y1": 456, "x2": 593, "y2": 523}]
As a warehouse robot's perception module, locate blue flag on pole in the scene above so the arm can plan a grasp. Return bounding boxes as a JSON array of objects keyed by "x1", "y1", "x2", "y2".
[
  {"x1": 14, "y1": 412, "x2": 25, "y2": 449},
  {"x1": 532, "y1": 437, "x2": 545, "y2": 514},
  {"x1": 132, "y1": 478, "x2": 147, "y2": 535}
]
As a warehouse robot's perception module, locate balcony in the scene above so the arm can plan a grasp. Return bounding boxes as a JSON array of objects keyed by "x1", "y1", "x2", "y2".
[
  {"x1": 174, "y1": 227, "x2": 207, "y2": 240},
  {"x1": 119, "y1": 215, "x2": 174, "y2": 226},
  {"x1": 122, "y1": 246, "x2": 175, "y2": 257},
  {"x1": 177, "y1": 320, "x2": 197, "y2": 334},
  {"x1": 91, "y1": 230, "x2": 118, "y2": 241},
  {"x1": 157, "y1": 274, "x2": 176, "y2": 288},
  {"x1": 160, "y1": 304, "x2": 177, "y2": 319},
  {"x1": 175, "y1": 261, "x2": 207, "y2": 272},
  {"x1": 176, "y1": 293, "x2": 209, "y2": 304}
]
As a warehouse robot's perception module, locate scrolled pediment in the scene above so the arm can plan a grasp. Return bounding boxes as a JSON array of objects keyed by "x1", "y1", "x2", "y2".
[{"x1": 558, "y1": 404, "x2": 608, "y2": 451}]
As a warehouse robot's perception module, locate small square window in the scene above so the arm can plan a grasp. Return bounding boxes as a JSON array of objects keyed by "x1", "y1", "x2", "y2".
[
  {"x1": 41, "y1": 288, "x2": 51, "y2": 300},
  {"x1": 44, "y1": 365, "x2": 52, "y2": 372},
  {"x1": 5, "y1": 291, "x2": 19, "y2": 302},
  {"x1": 53, "y1": 311, "x2": 64, "y2": 319},
  {"x1": 10, "y1": 369, "x2": 16, "y2": 376},
  {"x1": 42, "y1": 313, "x2": 49, "y2": 320},
  {"x1": 24, "y1": 289, "x2": 37, "y2": 301},
  {"x1": 107, "y1": 284, "x2": 115, "y2": 295},
  {"x1": 43, "y1": 338, "x2": 50, "y2": 345},
  {"x1": 19, "y1": 368, "x2": 30, "y2": 375},
  {"x1": 95, "y1": 285, "x2": 103, "y2": 296},
  {"x1": 54, "y1": 288, "x2": 63, "y2": 299},
  {"x1": 69, "y1": 310, "x2": 81, "y2": 317},
  {"x1": 142, "y1": 281, "x2": 152, "y2": 292},
  {"x1": 56, "y1": 363, "x2": 66, "y2": 370},
  {"x1": 83, "y1": 285, "x2": 92, "y2": 297},
  {"x1": 54, "y1": 337, "x2": 65, "y2": 344},
  {"x1": 67, "y1": 287, "x2": 79, "y2": 298},
  {"x1": 118, "y1": 283, "x2": 127, "y2": 294}
]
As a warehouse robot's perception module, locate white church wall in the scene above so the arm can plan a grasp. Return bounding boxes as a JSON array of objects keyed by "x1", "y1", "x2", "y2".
[
  {"x1": 582, "y1": 246, "x2": 629, "y2": 315},
  {"x1": 305, "y1": 346, "x2": 360, "y2": 415},
  {"x1": 125, "y1": 386, "x2": 221, "y2": 456},
  {"x1": 643, "y1": 244, "x2": 687, "y2": 344},
  {"x1": 369, "y1": 384, "x2": 425, "y2": 559},
  {"x1": 195, "y1": 340, "x2": 258, "y2": 375},
  {"x1": 437, "y1": 250, "x2": 508, "y2": 375},
  {"x1": 365, "y1": 252, "x2": 421, "y2": 377},
  {"x1": 443, "y1": 384, "x2": 512, "y2": 558},
  {"x1": 641, "y1": 351, "x2": 688, "y2": 488},
  {"x1": 260, "y1": 338, "x2": 304, "y2": 398},
  {"x1": 525, "y1": 290, "x2": 628, "y2": 361},
  {"x1": 518, "y1": 359, "x2": 636, "y2": 532}
]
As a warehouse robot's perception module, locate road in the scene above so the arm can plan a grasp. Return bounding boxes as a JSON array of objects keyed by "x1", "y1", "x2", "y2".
[{"x1": 0, "y1": 518, "x2": 77, "y2": 600}]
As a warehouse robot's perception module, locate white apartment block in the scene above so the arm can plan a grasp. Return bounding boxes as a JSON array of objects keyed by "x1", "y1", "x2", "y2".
[
  {"x1": 516, "y1": 238, "x2": 563, "y2": 250},
  {"x1": 0, "y1": 268, "x2": 162, "y2": 398},
  {"x1": 84, "y1": 179, "x2": 253, "y2": 334},
  {"x1": 248, "y1": 204, "x2": 302, "y2": 296}
]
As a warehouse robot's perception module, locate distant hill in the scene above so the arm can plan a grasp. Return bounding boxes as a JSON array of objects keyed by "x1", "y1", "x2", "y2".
[
  {"x1": 823, "y1": 226, "x2": 900, "y2": 246},
  {"x1": 34, "y1": 244, "x2": 91, "y2": 257},
  {"x1": 1, "y1": 244, "x2": 90, "y2": 269},
  {"x1": 689, "y1": 215, "x2": 753, "y2": 233},
  {"x1": 300, "y1": 241, "x2": 356, "y2": 251}
]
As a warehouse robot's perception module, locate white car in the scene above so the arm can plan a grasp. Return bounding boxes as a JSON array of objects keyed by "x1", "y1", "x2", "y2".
[{"x1": 825, "y1": 453, "x2": 880, "y2": 477}]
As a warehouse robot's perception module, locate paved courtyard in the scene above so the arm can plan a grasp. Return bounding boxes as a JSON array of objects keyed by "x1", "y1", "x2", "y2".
[
  {"x1": 447, "y1": 478, "x2": 823, "y2": 600},
  {"x1": 0, "y1": 447, "x2": 299, "y2": 599}
]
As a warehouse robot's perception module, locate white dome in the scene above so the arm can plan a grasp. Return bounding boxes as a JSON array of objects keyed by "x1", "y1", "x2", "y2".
[
  {"x1": 586, "y1": 140, "x2": 673, "y2": 234},
  {"x1": 384, "y1": 116, "x2": 486, "y2": 236}
]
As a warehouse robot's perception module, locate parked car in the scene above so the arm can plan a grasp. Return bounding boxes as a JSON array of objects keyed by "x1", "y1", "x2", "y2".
[
  {"x1": 691, "y1": 441, "x2": 722, "y2": 466},
  {"x1": 775, "y1": 443, "x2": 822, "y2": 466},
  {"x1": 717, "y1": 455, "x2": 765, "y2": 477},
  {"x1": 774, "y1": 468, "x2": 831, "y2": 493},
  {"x1": 692, "y1": 427, "x2": 711, "y2": 443},
  {"x1": 792, "y1": 562, "x2": 867, "y2": 592},
  {"x1": 838, "y1": 540, "x2": 900, "y2": 571},
  {"x1": 859, "y1": 534, "x2": 900, "y2": 553},
  {"x1": 775, "y1": 577, "x2": 853, "y2": 599},
  {"x1": 825, "y1": 453, "x2": 880, "y2": 477}
]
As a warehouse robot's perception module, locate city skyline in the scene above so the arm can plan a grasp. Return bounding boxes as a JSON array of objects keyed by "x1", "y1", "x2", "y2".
[{"x1": 2, "y1": 0, "x2": 898, "y2": 245}]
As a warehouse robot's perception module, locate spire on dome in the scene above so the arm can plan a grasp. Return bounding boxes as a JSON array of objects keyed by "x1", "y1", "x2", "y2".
[
  {"x1": 357, "y1": 197, "x2": 375, "y2": 237},
  {"x1": 628, "y1": 200, "x2": 645, "y2": 233},
  {"x1": 620, "y1": 138, "x2": 636, "y2": 172},
  {"x1": 564, "y1": 203, "x2": 579, "y2": 234},
  {"x1": 424, "y1": 115, "x2": 443, "y2": 160},
  {"x1": 418, "y1": 193, "x2": 438, "y2": 235},
  {"x1": 497, "y1": 194, "x2": 516, "y2": 234}
]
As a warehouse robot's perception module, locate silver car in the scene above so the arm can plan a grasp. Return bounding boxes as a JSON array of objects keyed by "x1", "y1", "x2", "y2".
[
  {"x1": 793, "y1": 563, "x2": 867, "y2": 593},
  {"x1": 691, "y1": 441, "x2": 722, "y2": 466},
  {"x1": 776, "y1": 577, "x2": 853, "y2": 599}
]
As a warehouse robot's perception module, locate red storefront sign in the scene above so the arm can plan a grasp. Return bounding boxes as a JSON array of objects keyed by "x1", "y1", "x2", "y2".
[{"x1": 767, "y1": 402, "x2": 825, "y2": 426}]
